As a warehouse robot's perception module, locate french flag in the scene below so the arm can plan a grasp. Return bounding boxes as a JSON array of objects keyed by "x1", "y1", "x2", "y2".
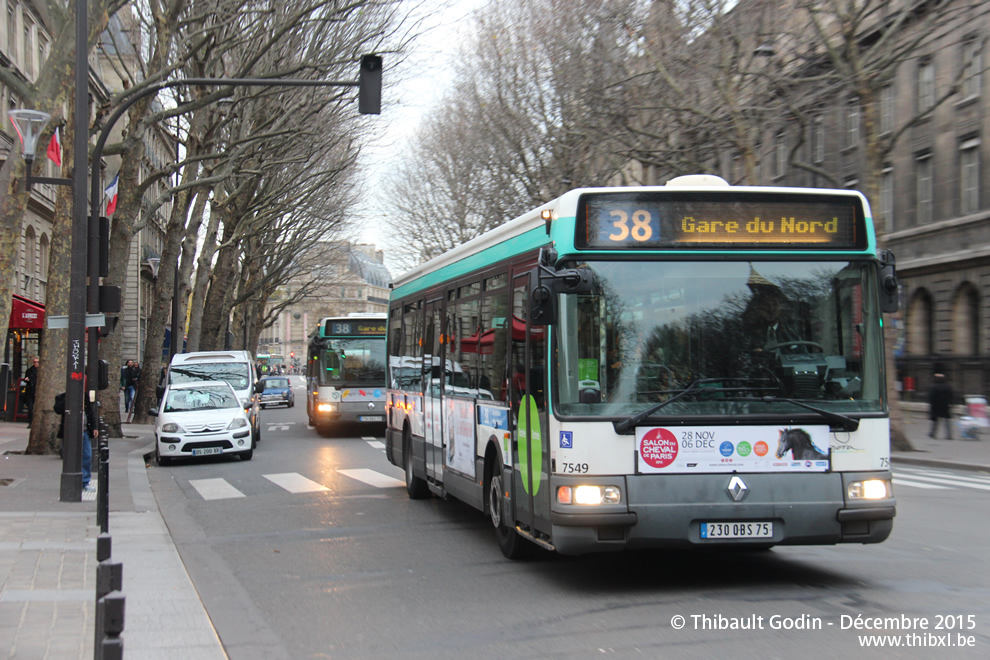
[
  {"x1": 104, "y1": 173, "x2": 119, "y2": 216},
  {"x1": 46, "y1": 128, "x2": 62, "y2": 167}
]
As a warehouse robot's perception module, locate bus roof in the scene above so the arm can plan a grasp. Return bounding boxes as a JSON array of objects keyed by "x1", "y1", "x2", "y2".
[{"x1": 392, "y1": 182, "x2": 875, "y2": 299}]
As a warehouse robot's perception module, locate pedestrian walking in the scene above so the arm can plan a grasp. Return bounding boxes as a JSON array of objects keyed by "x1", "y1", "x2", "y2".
[
  {"x1": 121, "y1": 359, "x2": 134, "y2": 412},
  {"x1": 24, "y1": 356, "x2": 39, "y2": 427},
  {"x1": 929, "y1": 373, "x2": 954, "y2": 440}
]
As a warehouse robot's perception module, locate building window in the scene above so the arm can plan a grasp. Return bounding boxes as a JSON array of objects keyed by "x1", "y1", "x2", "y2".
[
  {"x1": 22, "y1": 20, "x2": 31, "y2": 78},
  {"x1": 960, "y1": 139, "x2": 980, "y2": 215},
  {"x1": 916, "y1": 153, "x2": 933, "y2": 224},
  {"x1": 845, "y1": 100, "x2": 860, "y2": 148},
  {"x1": 907, "y1": 289, "x2": 934, "y2": 356},
  {"x1": 774, "y1": 132, "x2": 787, "y2": 179},
  {"x1": 7, "y1": 3, "x2": 15, "y2": 57},
  {"x1": 951, "y1": 284, "x2": 980, "y2": 356},
  {"x1": 917, "y1": 57, "x2": 935, "y2": 113},
  {"x1": 880, "y1": 85, "x2": 894, "y2": 134},
  {"x1": 961, "y1": 37, "x2": 982, "y2": 100},
  {"x1": 879, "y1": 168, "x2": 894, "y2": 234},
  {"x1": 812, "y1": 117, "x2": 824, "y2": 164}
]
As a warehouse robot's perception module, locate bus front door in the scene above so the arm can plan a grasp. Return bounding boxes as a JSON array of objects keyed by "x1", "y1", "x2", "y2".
[
  {"x1": 423, "y1": 298, "x2": 445, "y2": 483},
  {"x1": 510, "y1": 272, "x2": 552, "y2": 540}
]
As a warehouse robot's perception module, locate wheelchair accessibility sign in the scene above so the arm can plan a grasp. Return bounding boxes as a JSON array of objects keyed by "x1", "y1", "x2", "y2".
[{"x1": 559, "y1": 431, "x2": 573, "y2": 449}]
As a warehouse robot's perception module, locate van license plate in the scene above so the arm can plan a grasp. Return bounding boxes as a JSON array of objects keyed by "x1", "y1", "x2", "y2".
[
  {"x1": 701, "y1": 522, "x2": 772, "y2": 539},
  {"x1": 192, "y1": 447, "x2": 223, "y2": 456}
]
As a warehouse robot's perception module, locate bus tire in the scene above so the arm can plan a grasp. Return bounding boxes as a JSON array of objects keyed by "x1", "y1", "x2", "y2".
[
  {"x1": 404, "y1": 427, "x2": 429, "y2": 500},
  {"x1": 488, "y1": 455, "x2": 526, "y2": 559}
]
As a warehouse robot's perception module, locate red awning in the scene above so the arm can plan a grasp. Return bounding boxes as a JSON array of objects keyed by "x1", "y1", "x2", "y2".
[{"x1": 9, "y1": 295, "x2": 45, "y2": 330}]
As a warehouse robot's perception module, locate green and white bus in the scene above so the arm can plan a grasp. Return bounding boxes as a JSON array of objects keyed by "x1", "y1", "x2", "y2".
[
  {"x1": 307, "y1": 313, "x2": 387, "y2": 433},
  {"x1": 385, "y1": 175, "x2": 900, "y2": 558}
]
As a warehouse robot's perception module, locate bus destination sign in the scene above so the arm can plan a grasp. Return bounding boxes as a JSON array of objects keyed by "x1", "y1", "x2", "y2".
[
  {"x1": 578, "y1": 193, "x2": 864, "y2": 250},
  {"x1": 322, "y1": 320, "x2": 387, "y2": 337}
]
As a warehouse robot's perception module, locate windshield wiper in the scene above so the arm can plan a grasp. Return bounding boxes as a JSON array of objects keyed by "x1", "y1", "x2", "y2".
[
  {"x1": 614, "y1": 378, "x2": 723, "y2": 435},
  {"x1": 757, "y1": 396, "x2": 860, "y2": 432}
]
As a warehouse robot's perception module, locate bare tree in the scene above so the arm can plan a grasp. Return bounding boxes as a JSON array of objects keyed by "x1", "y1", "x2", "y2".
[{"x1": 388, "y1": 0, "x2": 635, "y2": 267}]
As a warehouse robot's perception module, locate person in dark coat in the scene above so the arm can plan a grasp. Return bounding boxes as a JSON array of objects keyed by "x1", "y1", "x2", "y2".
[
  {"x1": 24, "y1": 356, "x2": 39, "y2": 427},
  {"x1": 928, "y1": 373, "x2": 954, "y2": 440}
]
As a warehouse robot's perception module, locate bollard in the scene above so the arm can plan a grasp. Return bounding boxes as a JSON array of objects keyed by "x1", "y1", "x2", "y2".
[
  {"x1": 97, "y1": 420, "x2": 110, "y2": 534},
  {"x1": 96, "y1": 533, "x2": 112, "y2": 562},
  {"x1": 96, "y1": 591, "x2": 125, "y2": 660},
  {"x1": 96, "y1": 560, "x2": 123, "y2": 599},
  {"x1": 95, "y1": 560, "x2": 123, "y2": 659}
]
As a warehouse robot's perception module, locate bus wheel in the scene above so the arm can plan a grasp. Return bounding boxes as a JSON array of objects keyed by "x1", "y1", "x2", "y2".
[
  {"x1": 404, "y1": 429, "x2": 429, "y2": 500},
  {"x1": 488, "y1": 457, "x2": 526, "y2": 559}
]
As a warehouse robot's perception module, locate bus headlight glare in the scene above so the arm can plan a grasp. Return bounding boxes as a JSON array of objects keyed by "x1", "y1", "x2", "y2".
[
  {"x1": 558, "y1": 485, "x2": 621, "y2": 505},
  {"x1": 317, "y1": 402, "x2": 337, "y2": 413},
  {"x1": 847, "y1": 479, "x2": 890, "y2": 500}
]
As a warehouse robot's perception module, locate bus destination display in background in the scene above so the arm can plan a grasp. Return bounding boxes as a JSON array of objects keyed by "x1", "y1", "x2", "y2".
[
  {"x1": 578, "y1": 192, "x2": 864, "y2": 249},
  {"x1": 322, "y1": 319, "x2": 388, "y2": 336}
]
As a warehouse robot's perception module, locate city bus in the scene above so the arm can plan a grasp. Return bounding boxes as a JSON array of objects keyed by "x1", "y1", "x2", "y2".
[
  {"x1": 307, "y1": 313, "x2": 388, "y2": 433},
  {"x1": 385, "y1": 175, "x2": 900, "y2": 558}
]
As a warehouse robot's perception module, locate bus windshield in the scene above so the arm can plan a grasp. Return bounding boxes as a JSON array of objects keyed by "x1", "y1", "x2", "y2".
[
  {"x1": 315, "y1": 338, "x2": 386, "y2": 386},
  {"x1": 555, "y1": 260, "x2": 885, "y2": 418}
]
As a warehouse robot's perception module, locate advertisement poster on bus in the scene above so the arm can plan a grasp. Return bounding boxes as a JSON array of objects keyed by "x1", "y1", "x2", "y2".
[
  {"x1": 636, "y1": 426, "x2": 830, "y2": 474},
  {"x1": 446, "y1": 399, "x2": 476, "y2": 477}
]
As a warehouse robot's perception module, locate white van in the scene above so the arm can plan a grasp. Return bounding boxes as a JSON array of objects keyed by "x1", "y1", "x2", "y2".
[{"x1": 163, "y1": 351, "x2": 262, "y2": 444}]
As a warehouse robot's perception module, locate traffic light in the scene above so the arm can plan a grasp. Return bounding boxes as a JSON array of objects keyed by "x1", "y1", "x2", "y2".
[
  {"x1": 358, "y1": 54, "x2": 382, "y2": 115},
  {"x1": 97, "y1": 360, "x2": 109, "y2": 390},
  {"x1": 290, "y1": 352, "x2": 294, "y2": 359},
  {"x1": 99, "y1": 216, "x2": 110, "y2": 277}
]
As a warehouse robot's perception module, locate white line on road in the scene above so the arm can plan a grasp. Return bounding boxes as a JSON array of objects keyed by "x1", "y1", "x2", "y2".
[
  {"x1": 268, "y1": 424, "x2": 291, "y2": 431},
  {"x1": 337, "y1": 468, "x2": 404, "y2": 489},
  {"x1": 366, "y1": 440, "x2": 385, "y2": 449},
  {"x1": 264, "y1": 473, "x2": 329, "y2": 493},
  {"x1": 189, "y1": 478, "x2": 246, "y2": 500},
  {"x1": 892, "y1": 478, "x2": 952, "y2": 490}
]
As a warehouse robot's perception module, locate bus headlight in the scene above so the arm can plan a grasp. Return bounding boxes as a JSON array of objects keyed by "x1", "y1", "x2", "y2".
[
  {"x1": 847, "y1": 479, "x2": 891, "y2": 500},
  {"x1": 317, "y1": 402, "x2": 338, "y2": 413},
  {"x1": 557, "y1": 485, "x2": 621, "y2": 505}
]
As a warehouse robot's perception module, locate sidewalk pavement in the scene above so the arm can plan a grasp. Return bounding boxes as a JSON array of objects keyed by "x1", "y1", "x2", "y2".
[
  {"x1": 1, "y1": 409, "x2": 987, "y2": 660},
  {"x1": 1, "y1": 420, "x2": 226, "y2": 660}
]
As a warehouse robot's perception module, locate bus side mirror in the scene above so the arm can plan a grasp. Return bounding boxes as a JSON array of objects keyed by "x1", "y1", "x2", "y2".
[
  {"x1": 552, "y1": 267, "x2": 594, "y2": 294},
  {"x1": 878, "y1": 250, "x2": 899, "y2": 313},
  {"x1": 530, "y1": 268, "x2": 557, "y2": 326}
]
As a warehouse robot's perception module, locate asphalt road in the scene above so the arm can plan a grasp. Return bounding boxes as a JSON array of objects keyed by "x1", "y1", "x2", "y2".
[{"x1": 147, "y1": 379, "x2": 990, "y2": 659}]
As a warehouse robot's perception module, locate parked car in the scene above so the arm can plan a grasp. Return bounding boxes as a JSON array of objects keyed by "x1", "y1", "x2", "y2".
[
  {"x1": 149, "y1": 381, "x2": 254, "y2": 465},
  {"x1": 258, "y1": 376, "x2": 294, "y2": 408}
]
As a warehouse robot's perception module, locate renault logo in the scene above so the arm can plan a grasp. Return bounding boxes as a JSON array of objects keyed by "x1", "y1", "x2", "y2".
[
  {"x1": 367, "y1": 402, "x2": 376, "y2": 410},
  {"x1": 727, "y1": 476, "x2": 748, "y2": 502}
]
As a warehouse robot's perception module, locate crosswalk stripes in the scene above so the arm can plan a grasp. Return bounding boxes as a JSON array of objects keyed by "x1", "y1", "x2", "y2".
[
  {"x1": 893, "y1": 466, "x2": 990, "y2": 492},
  {"x1": 190, "y1": 478, "x2": 247, "y2": 500},
  {"x1": 337, "y1": 469, "x2": 404, "y2": 489},
  {"x1": 187, "y1": 468, "x2": 403, "y2": 500},
  {"x1": 264, "y1": 473, "x2": 329, "y2": 493}
]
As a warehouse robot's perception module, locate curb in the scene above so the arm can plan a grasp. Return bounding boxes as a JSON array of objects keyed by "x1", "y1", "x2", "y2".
[{"x1": 891, "y1": 454, "x2": 990, "y2": 474}]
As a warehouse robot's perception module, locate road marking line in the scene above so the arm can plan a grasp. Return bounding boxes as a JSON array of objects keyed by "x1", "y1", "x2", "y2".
[
  {"x1": 337, "y1": 468, "x2": 404, "y2": 489},
  {"x1": 268, "y1": 424, "x2": 291, "y2": 431},
  {"x1": 361, "y1": 437, "x2": 377, "y2": 441},
  {"x1": 896, "y1": 467, "x2": 990, "y2": 485},
  {"x1": 895, "y1": 472, "x2": 990, "y2": 490},
  {"x1": 264, "y1": 472, "x2": 329, "y2": 493},
  {"x1": 366, "y1": 440, "x2": 386, "y2": 449},
  {"x1": 892, "y1": 478, "x2": 951, "y2": 490},
  {"x1": 189, "y1": 478, "x2": 246, "y2": 500}
]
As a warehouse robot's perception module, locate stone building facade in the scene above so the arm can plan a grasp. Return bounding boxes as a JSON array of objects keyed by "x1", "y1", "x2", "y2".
[{"x1": 258, "y1": 242, "x2": 391, "y2": 370}]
